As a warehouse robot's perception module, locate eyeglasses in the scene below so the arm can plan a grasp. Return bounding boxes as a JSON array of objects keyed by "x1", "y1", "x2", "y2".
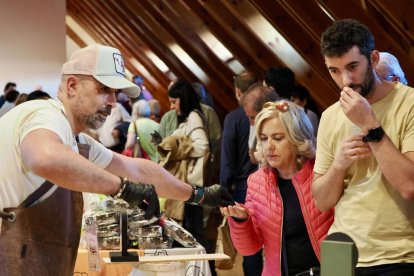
[
  {"x1": 383, "y1": 74, "x2": 397, "y2": 82},
  {"x1": 262, "y1": 101, "x2": 289, "y2": 112}
]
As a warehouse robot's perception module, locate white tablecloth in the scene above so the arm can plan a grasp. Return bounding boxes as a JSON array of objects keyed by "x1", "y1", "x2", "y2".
[{"x1": 130, "y1": 246, "x2": 211, "y2": 276}]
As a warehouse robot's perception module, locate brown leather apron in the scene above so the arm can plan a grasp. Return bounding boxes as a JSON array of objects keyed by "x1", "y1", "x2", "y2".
[{"x1": 0, "y1": 143, "x2": 90, "y2": 276}]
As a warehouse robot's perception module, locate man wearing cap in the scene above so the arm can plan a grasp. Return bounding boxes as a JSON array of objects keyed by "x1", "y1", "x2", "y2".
[{"x1": 0, "y1": 44, "x2": 234, "y2": 275}]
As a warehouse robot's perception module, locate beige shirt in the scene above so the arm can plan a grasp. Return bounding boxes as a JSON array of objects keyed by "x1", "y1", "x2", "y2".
[{"x1": 315, "y1": 82, "x2": 414, "y2": 267}]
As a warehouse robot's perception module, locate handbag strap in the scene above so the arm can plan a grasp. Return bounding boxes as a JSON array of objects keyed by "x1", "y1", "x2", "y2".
[
  {"x1": 192, "y1": 109, "x2": 211, "y2": 151},
  {"x1": 133, "y1": 120, "x2": 138, "y2": 136}
]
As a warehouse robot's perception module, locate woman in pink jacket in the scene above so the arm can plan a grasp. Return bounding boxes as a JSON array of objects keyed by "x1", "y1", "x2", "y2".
[{"x1": 221, "y1": 101, "x2": 334, "y2": 276}]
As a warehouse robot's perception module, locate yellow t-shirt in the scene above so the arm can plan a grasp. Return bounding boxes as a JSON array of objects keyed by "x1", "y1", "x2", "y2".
[{"x1": 315, "y1": 82, "x2": 414, "y2": 267}]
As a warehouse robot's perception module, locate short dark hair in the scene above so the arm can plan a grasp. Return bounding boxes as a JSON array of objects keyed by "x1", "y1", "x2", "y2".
[
  {"x1": 263, "y1": 67, "x2": 295, "y2": 99},
  {"x1": 5, "y1": 89, "x2": 19, "y2": 102},
  {"x1": 291, "y1": 85, "x2": 320, "y2": 117},
  {"x1": 27, "y1": 90, "x2": 51, "y2": 101},
  {"x1": 4, "y1": 82, "x2": 16, "y2": 92},
  {"x1": 241, "y1": 83, "x2": 280, "y2": 113},
  {"x1": 234, "y1": 71, "x2": 258, "y2": 93},
  {"x1": 320, "y1": 19, "x2": 374, "y2": 60},
  {"x1": 168, "y1": 79, "x2": 202, "y2": 123}
]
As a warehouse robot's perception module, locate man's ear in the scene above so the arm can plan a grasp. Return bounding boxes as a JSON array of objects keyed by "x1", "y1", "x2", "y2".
[
  {"x1": 235, "y1": 88, "x2": 243, "y2": 101},
  {"x1": 371, "y1": 50, "x2": 380, "y2": 67},
  {"x1": 66, "y1": 75, "x2": 79, "y2": 98}
]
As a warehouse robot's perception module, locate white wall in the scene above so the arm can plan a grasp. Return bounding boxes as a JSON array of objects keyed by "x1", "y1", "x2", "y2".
[{"x1": 0, "y1": 0, "x2": 66, "y2": 97}]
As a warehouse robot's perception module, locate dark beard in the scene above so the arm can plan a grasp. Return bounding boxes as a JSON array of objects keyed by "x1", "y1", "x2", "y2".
[{"x1": 348, "y1": 63, "x2": 375, "y2": 98}]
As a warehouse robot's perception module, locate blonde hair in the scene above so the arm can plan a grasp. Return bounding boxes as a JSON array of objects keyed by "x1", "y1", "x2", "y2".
[{"x1": 254, "y1": 101, "x2": 315, "y2": 167}]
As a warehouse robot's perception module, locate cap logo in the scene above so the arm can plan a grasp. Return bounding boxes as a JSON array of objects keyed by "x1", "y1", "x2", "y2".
[{"x1": 113, "y1": 53, "x2": 126, "y2": 77}]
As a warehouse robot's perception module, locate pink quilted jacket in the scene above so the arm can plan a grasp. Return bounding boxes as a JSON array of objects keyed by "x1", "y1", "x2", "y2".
[{"x1": 228, "y1": 159, "x2": 334, "y2": 276}]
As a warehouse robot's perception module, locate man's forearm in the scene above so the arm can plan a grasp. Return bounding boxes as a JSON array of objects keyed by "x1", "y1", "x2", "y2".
[
  {"x1": 109, "y1": 155, "x2": 193, "y2": 201},
  {"x1": 369, "y1": 136, "x2": 414, "y2": 200},
  {"x1": 312, "y1": 166, "x2": 347, "y2": 211}
]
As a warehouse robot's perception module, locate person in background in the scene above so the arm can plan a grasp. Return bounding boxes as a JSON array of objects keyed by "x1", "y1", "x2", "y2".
[
  {"x1": 148, "y1": 99, "x2": 161, "y2": 122},
  {"x1": 159, "y1": 79, "x2": 219, "y2": 275},
  {"x1": 290, "y1": 85, "x2": 320, "y2": 136},
  {"x1": 313, "y1": 19, "x2": 414, "y2": 274},
  {"x1": 26, "y1": 90, "x2": 51, "y2": 101},
  {"x1": 191, "y1": 82, "x2": 215, "y2": 108},
  {"x1": 0, "y1": 82, "x2": 17, "y2": 108},
  {"x1": 240, "y1": 83, "x2": 280, "y2": 165},
  {"x1": 376, "y1": 52, "x2": 408, "y2": 85},
  {"x1": 0, "y1": 89, "x2": 19, "y2": 117},
  {"x1": 162, "y1": 79, "x2": 210, "y2": 237},
  {"x1": 132, "y1": 75, "x2": 154, "y2": 101},
  {"x1": 0, "y1": 44, "x2": 234, "y2": 275},
  {"x1": 124, "y1": 99, "x2": 160, "y2": 162},
  {"x1": 111, "y1": 121, "x2": 130, "y2": 154},
  {"x1": 160, "y1": 82, "x2": 222, "y2": 185},
  {"x1": 116, "y1": 91, "x2": 132, "y2": 115},
  {"x1": 96, "y1": 98, "x2": 131, "y2": 152},
  {"x1": 14, "y1": 93, "x2": 28, "y2": 106},
  {"x1": 263, "y1": 66, "x2": 295, "y2": 99},
  {"x1": 221, "y1": 101, "x2": 333, "y2": 276},
  {"x1": 220, "y1": 71, "x2": 263, "y2": 276}
]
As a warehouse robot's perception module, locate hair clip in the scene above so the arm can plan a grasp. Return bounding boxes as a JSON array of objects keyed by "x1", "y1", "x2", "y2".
[{"x1": 262, "y1": 101, "x2": 289, "y2": 112}]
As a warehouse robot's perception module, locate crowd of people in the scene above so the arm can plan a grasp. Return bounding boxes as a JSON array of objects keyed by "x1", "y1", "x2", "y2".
[{"x1": 0, "y1": 18, "x2": 413, "y2": 276}]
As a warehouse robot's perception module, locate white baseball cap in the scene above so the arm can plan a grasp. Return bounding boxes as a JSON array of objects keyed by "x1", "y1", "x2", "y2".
[{"x1": 61, "y1": 44, "x2": 140, "y2": 98}]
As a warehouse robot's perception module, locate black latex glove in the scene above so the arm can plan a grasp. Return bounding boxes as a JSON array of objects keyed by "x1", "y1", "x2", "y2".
[
  {"x1": 187, "y1": 184, "x2": 235, "y2": 207},
  {"x1": 150, "y1": 130, "x2": 163, "y2": 145},
  {"x1": 119, "y1": 181, "x2": 160, "y2": 219}
]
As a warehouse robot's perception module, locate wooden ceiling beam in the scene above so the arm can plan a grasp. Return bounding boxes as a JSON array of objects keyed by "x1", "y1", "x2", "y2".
[
  {"x1": 114, "y1": 0, "x2": 235, "y2": 116},
  {"x1": 66, "y1": 25, "x2": 87, "y2": 48},
  {"x1": 68, "y1": 1, "x2": 168, "y2": 110},
  {"x1": 142, "y1": 0, "x2": 235, "y2": 87},
  {"x1": 183, "y1": 0, "x2": 284, "y2": 73},
  {"x1": 365, "y1": 0, "x2": 414, "y2": 57},
  {"x1": 135, "y1": 0, "x2": 236, "y2": 109},
  {"x1": 92, "y1": 1, "x2": 172, "y2": 91},
  {"x1": 250, "y1": 0, "x2": 338, "y2": 108},
  {"x1": 89, "y1": 0, "x2": 171, "y2": 110},
  {"x1": 181, "y1": 0, "x2": 264, "y2": 76},
  {"x1": 107, "y1": 1, "x2": 198, "y2": 83}
]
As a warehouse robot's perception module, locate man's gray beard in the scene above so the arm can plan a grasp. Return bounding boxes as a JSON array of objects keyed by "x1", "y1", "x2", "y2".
[{"x1": 84, "y1": 114, "x2": 106, "y2": 130}]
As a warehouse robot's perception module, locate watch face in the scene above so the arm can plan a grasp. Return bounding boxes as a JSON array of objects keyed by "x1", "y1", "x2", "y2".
[{"x1": 363, "y1": 127, "x2": 385, "y2": 142}]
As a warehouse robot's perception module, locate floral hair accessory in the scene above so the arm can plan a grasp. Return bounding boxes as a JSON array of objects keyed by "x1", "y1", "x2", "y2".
[{"x1": 262, "y1": 101, "x2": 289, "y2": 112}]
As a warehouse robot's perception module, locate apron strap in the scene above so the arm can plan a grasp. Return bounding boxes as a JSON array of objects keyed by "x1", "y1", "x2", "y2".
[
  {"x1": 0, "y1": 181, "x2": 54, "y2": 219},
  {"x1": 20, "y1": 181, "x2": 54, "y2": 208}
]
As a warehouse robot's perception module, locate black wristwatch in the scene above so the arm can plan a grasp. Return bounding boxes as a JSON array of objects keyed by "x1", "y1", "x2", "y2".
[{"x1": 362, "y1": 126, "x2": 385, "y2": 142}]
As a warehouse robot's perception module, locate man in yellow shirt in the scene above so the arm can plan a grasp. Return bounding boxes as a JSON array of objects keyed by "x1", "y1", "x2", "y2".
[{"x1": 313, "y1": 19, "x2": 414, "y2": 275}]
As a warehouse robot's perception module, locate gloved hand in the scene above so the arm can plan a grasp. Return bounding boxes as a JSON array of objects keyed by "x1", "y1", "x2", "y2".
[
  {"x1": 150, "y1": 130, "x2": 163, "y2": 145},
  {"x1": 186, "y1": 184, "x2": 235, "y2": 207},
  {"x1": 118, "y1": 180, "x2": 160, "y2": 219}
]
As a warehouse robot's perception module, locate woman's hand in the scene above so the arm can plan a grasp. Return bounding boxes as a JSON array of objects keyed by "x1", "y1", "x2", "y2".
[{"x1": 220, "y1": 203, "x2": 248, "y2": 220}]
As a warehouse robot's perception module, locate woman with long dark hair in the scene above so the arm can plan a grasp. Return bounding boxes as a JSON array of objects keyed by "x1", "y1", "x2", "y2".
[{"x1": 160, "y1": 79, "x2": 210, "y2": 250}]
